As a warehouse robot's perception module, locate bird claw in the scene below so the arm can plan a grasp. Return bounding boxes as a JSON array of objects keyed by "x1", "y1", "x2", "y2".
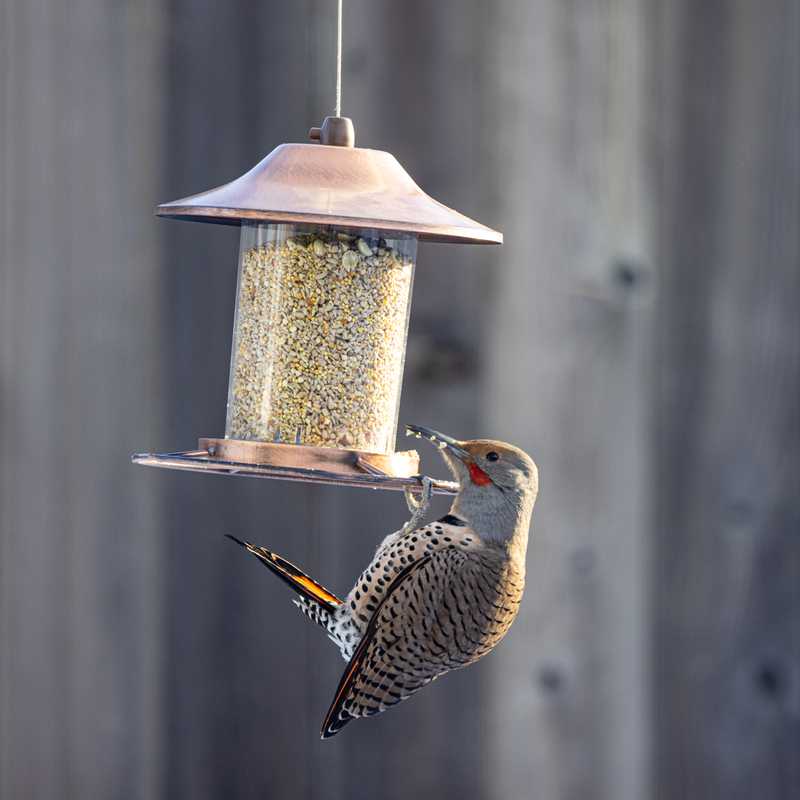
[{"x1": 402, "y1": 475, "x2": 434, "y2": 534}]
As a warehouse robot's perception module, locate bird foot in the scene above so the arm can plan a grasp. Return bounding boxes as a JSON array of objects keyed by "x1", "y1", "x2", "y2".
[{"x1": 402, "y1": 475, "x2": 434, "y2": 533}]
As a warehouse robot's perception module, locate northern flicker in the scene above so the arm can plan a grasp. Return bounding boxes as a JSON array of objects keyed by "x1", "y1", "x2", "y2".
[{"x1": 227, "y1": 424, "x2": 538, "y2": 739}]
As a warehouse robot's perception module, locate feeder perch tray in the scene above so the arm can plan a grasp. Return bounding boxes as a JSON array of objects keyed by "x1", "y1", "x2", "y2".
[{"x1": 131, "y1": 440, "x2": 458, "y2": 495}]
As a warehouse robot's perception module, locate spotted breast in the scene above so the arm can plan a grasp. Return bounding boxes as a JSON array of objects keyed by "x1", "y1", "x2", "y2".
[{"x1": 313, "y1": 514, "x2": 494, "y2": 660}]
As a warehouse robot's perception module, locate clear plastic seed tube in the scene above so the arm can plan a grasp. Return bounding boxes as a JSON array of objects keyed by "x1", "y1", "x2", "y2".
[{"x1": 225, "y1": 222, "x2": 416, "y2": 454}]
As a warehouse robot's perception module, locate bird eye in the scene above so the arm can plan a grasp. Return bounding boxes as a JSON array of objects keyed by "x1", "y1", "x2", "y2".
[{"x1": 486, "y1": 451, "x2": 500, "y2": 462}]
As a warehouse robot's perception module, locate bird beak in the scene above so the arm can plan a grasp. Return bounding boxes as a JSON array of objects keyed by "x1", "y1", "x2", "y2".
[{"x1": 405, "y1": 424, "x2": 471, "y2": 462}]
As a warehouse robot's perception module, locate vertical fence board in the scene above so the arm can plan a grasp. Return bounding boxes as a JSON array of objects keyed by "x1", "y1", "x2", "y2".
[
  {"x1": 0, "y1": 1, "x2": 166, "y2": 798},
  {"x1": 482, "y1": 1, "x2": 654, "y2": 798},
  {"x1": 158, "y1": 2, "x2": 326, "y2": 798},
  {"x1": 652, "y1": 0, "x2": 800, "y2": 797},
  {"x1": 298, "y1": 2, "x2": 501, "y2": 798}
]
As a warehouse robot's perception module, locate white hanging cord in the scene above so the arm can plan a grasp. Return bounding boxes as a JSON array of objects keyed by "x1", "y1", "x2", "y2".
[{"x1": 334, "y1": 0, "x2": 343, "y2": 116}]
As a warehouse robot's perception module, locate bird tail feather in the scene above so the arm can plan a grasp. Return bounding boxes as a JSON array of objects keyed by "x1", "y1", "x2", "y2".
[{"x1": 225, "y1": 534, "x2": 343, "y2": 611}]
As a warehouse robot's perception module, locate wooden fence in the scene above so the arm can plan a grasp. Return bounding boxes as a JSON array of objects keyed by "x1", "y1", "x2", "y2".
[{"x1": 1, "y1": 1, "x2": 796, "y2": 798}]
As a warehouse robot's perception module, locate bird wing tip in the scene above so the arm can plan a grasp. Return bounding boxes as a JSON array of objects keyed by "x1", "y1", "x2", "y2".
[{"x1": 320, "y1": 713, "x2": 353, "y2": 740}]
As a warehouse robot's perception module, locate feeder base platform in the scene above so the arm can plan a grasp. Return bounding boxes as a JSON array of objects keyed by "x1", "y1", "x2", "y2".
[{"x1": 131, "y1": 437, "x2": 458, "y2": 495}]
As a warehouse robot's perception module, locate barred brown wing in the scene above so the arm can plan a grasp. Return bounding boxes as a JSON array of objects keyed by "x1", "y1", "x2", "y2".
[{"x1": 321, "y1": 546, "x2": 504, "y2": 738}]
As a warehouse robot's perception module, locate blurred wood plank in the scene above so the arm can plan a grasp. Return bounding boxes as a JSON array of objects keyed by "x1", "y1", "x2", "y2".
[
  {"x1": 310, "y1": 3, "x2": 502, "y2": 798},
  {"x1": 0, "y1": 0, "x2": 166, "y2": 797},
  {"x1": 156, "y1": 2, "x2": 325, "y2": 798},
  {"x1": 651, "y1": 1, "x2": 800, "y2": 797},
  {"x1": 481, "y1": 1, "x2": 654, "y2": 798}
]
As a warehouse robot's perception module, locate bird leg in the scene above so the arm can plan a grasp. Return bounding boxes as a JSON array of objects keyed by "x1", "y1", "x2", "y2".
[{"x1": 402, "y1": 475, "x2": 434, "y2": 534}]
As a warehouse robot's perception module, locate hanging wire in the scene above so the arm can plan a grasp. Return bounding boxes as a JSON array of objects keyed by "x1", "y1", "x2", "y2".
[{"x1": 334, "y1": 0, "x2": 342, "y2": 116}]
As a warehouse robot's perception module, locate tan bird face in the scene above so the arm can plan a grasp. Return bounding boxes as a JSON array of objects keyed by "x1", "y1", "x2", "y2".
[{"x1": 405, "y1": 424, "x2": 538, "y2": 540}]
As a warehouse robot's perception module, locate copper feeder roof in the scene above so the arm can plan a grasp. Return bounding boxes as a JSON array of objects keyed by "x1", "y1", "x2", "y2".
[{"x1": 157, "y1": 116, "x2": 502, "y2": 245}]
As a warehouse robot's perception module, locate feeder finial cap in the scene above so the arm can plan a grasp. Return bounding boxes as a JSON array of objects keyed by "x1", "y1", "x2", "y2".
[{"x1": 308, "y1": 116, "x2": 355, "y2": 148}]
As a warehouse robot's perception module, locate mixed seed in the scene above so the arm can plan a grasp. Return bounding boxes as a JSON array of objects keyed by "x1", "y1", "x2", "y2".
[{"x1": 226, "y1": 230, "x2": 414, "y2": 453}]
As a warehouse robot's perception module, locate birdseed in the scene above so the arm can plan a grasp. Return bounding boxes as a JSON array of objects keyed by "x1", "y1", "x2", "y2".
[{"x1": 226, "y1": 230, "x2": 415, "y2": 453}]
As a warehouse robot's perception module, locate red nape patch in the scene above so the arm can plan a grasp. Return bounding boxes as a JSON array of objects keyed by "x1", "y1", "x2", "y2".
[{"x1": 468, "y1": 461, "x2": 493, "y2": 486}]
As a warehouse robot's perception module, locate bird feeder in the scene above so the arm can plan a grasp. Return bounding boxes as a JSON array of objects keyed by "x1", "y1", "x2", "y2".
[{"x1": 133, "y1": 116, "x2": 501, "y2": 492}]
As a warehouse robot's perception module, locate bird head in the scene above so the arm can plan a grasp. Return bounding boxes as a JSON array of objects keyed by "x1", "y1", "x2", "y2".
[{"x1": 405, "y1": 424, "x2": 538, "y2": 547}]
